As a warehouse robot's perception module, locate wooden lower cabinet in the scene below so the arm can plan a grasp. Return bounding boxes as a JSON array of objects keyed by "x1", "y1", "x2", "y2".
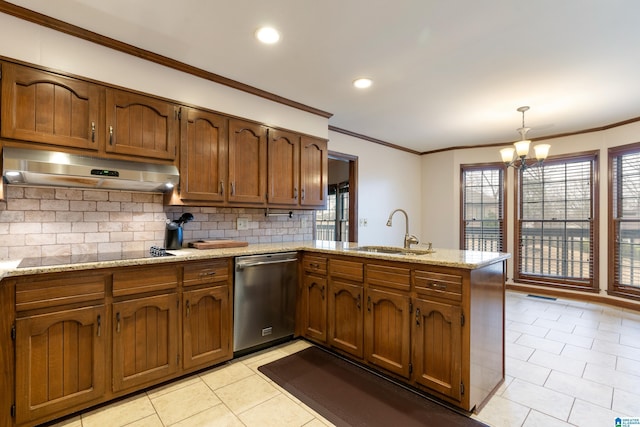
[
  {"x1": 15, "y1": 305, "x2": 106, "y2": 426},
  {"x1": 327, "y1": 280, "x2": 363, "y2": 358},
  {"x1": 183, "y1": 286, "x2": 232, "y2": 369},
  {"x1": 301, "y1": 273, "x2": 327, "y2": 343},
  {"x1": 412, "y1": 297, "x2": 462, "y2": 401},
  {"x1": 364, "y1": 287, "x2": 411, "y2": 378},
  {"x1": 112, "y1": 293, "x2": 179, "y2": 392}
]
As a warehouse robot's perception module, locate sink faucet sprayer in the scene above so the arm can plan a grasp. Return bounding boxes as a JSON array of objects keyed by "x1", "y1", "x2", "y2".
[{"x1": 386, "y1": 208, "x2": 419, "y2": 249}]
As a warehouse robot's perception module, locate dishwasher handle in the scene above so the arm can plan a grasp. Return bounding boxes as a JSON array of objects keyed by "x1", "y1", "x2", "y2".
[{"x1": 236, "y1": 258, "x2": 298, "y2": 270}]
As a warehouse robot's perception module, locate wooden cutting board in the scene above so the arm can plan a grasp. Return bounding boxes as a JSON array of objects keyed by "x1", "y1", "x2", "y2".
[{"x1": 188, "y1": 240, "x2": 249, "y2": 249}]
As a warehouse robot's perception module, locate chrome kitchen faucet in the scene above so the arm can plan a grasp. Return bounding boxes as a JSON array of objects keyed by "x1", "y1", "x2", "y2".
[{"x1": 386, "y1": 208, "x2": 419, "y2": 249}]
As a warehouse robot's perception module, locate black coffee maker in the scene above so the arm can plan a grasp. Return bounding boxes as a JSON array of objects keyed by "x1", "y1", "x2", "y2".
[{"x1": 164, "y1": 213, "x2": 194, "y2": 249}]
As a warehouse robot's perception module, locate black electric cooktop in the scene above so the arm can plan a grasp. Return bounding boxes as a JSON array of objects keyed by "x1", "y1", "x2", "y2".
[{"x1": 17, "y1": 246, "x2": 174, "y2": 268}]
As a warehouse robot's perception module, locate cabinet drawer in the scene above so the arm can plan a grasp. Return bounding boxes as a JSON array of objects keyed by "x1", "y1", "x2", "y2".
[
  {"x1": 113, "y1": 265, "x2": 178, "y2": 297},
  {"x1": 329, "y1": 259, "x2": 363, "y2": 282},
  {"x1": 366, "y1": 264, "x2": 411, "y2": 291},
  {"x1": 414, "y1": 270, "x2": 462, "y2": 301},
  {"x1": 183, "y1": 259, "x2": 230, "y2": 287},
  {"x1": 303, "y1": 255, "x2": 327, "y2": 275},
  {"x1": 16, "y1": 273, "x2": 106, "y2": 312}
]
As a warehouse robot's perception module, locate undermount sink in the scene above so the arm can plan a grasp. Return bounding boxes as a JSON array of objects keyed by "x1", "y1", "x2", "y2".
[{"x1": 347, "y1": 245, "x2": 435, "y2": 255}]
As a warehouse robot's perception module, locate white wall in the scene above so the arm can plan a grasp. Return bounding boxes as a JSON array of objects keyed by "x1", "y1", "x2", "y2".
[
  {"x1": 421, "y1": 120, "x2": 640, "y2": 295},
  {"x1": 0, "y1": 13, "x2": 328, "y2": 139},
  {"x1": 328, "y1": 131, "x2": 423, "y2": 247}
]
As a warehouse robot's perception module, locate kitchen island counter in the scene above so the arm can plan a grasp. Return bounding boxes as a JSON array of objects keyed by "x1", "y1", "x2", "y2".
[{"x1": 0, "y1": 241, "x2": 510, "y2": 280}]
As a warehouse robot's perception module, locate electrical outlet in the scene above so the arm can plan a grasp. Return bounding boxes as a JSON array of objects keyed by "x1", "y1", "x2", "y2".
[{"x1": 237, "y1": 217, "x2": 249, "y2": 230}]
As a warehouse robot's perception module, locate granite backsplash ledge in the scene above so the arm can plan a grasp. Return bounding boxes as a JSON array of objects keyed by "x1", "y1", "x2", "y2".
[{"x1": 0, "y1": 185, "x2": 313, "y2": 260}]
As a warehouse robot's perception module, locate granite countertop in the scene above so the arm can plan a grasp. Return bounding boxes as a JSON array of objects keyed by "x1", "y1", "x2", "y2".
[{"x1": 0, "y1": 241, "x2": 511, "y2": 280}]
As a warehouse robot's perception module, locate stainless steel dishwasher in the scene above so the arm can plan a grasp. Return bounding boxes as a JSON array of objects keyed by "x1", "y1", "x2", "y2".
[{"x1": 233, "y1": 252, "x2": 298, "y2": 354}]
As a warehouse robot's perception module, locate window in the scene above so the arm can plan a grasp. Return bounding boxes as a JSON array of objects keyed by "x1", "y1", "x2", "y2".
[
  {"x1": 609, "y1": 143, "x2": 640, "y2": 300},
  {"x1": 460, "y1": 164, "x2": 506, "y2": 252},
  {"x1": 316, "y1": 182, "x2": 349, "y2": 241},
  {"x1": 515, "y1": 152, "x2": 598, "y2": 290}
]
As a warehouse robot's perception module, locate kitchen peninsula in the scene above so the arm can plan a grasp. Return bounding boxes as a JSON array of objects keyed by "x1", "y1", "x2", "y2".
[{"x1": 0, "y1": 241, "x2": 509, "y2": 427}]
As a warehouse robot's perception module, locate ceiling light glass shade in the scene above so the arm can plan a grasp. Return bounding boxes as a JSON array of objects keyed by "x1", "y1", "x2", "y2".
[
  {"x1": 500, "y1": 147, "x2": 515, "y2": 163},
  {"x1": 514, "y1": 139, "x2": 531, "y2": 157},
  {"x1": 255, "y1": 27, "x2": 280, "y2": 44},
  {"x1": 353, "y1": 78, "x2": 373, "y2": 89},
  {"x1": 533, "y1": 144, "x2": 551, "y2": 161}
]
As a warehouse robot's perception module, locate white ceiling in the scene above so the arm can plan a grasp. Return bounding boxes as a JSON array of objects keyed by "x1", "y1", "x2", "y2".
[{"x1": 7, "y1": 0, "x2": 640, "y2": 153}]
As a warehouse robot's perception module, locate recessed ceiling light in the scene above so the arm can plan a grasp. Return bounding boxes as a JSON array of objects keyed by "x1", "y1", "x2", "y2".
[
  {"x1": 255, "y1": 26, "x2": 280, "y2": 44},
  {"x1": 353, "y1": 78, "x2": 373, "y2": 89}
]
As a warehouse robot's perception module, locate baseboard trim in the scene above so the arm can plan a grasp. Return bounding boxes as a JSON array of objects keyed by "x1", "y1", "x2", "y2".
[{"x1": 506, "y1": 283, "x2": 640, "y2": 312}]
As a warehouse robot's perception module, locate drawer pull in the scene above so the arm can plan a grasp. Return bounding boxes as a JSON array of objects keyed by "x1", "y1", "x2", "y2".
[
  {"x1": 310, "y1": 263, "x2": 319, "y2": 269},
  {"x1": 200, "y1": 271, "x2": 217, "y2": 277},
  {"x1": 430, "y1": 282, "x2": 447, "y2": 291}
]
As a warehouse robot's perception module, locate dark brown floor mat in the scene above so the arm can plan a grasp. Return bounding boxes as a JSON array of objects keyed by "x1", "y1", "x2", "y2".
[{"x1": 258, "y1": 346, "x2": 489, "y2": 427}]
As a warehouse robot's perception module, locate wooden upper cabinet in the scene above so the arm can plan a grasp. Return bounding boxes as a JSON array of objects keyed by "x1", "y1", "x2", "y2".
[
  {"x1": 300, "y1": 136, "x2": 328, "y2": 208},
  {"x1": 268, "y1": 129, "x2": 300, "y2": 205},
  {"x1": 105, "y1": 89, "x2": 178, "y2": 161},
  {"x1": 0, "y1": 62, "x2": 102, "y2": 150},
  {"x1": 179, "y1": 108, "x2": 227, "y2": 202},
  {"x1": 227, "y1": 119, "x2": 267, "y2": 205}
]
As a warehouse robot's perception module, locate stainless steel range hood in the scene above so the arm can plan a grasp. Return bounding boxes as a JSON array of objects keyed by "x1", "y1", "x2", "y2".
[{"x1": 3, "y1": 147, "x2": 179, "y2": 192}]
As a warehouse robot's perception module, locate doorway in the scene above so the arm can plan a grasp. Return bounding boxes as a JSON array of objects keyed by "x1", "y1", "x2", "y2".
[{"x1": 315, "y1": 152, "x2": 358, "y2": 242}]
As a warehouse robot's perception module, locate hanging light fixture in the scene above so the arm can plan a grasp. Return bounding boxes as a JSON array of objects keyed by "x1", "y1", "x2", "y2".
[{"x1": 499, "y1": 106, "x2": 550, "y2": 170}]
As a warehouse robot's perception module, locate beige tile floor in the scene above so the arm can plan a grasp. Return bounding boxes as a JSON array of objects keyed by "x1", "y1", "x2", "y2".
[{"x1": 49, "y1": 291, "x2": 640, "y2": 427}]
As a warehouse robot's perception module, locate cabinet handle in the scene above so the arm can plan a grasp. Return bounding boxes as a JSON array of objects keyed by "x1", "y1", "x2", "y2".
[
  {"x1": 301, "y1": 188, "x2": 305, "y2": 200},
  {"x1": 294, "y1": 188, "x2": 298, "y2": 199},
  {"x1": 415, "y1": 308, "x2": 421, "y2": 326},
  {"x1": 321, "y1": 285, "x2": 325, "y2": 300},
  {"x1": 186, "y1": 300, "x2": 190, "y2": 318},
  {"x1": 220, "y1": 180, "x2": 224, "y2": 195},
  {"x1": 116, "y1": 312, "x2": 121, "y2": 333},
  {"x1": 230, "y1": 182, "x2": 235, "y2": 196},
  {"x1": 97, "y1": 314, "x2": 101, "y2": 337},
  {"x1": 109, "y1": 126, "x2": 114, "y2": 145},
  {"x1": 200, "y1": 271, "x2": 216, "y2": 278},
  {"x1": 91, "y1": 122, "x2": 95, "y2": 142},
  {"x1": 367, "y1": 295, "x2": 371, "y2": 312},
  {"x1": 310, "y1": 263, "x2": 319, "y2": 269},
  {"x1": 430, "y1": 282, "x2": 447, "y2": 291},
  {"x1": 357, "y1": 293, "x2": 361, "y2": 309}
]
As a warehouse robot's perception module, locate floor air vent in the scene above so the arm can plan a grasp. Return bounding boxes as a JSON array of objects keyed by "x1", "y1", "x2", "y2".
[{"x1": 526, "y1": 294, "x2": 557, "y2": 301}]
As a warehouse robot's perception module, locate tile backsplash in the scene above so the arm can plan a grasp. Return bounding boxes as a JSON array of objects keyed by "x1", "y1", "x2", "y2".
[{"x1": 0, "y1": 185, "x2": 314, "y2": 260}]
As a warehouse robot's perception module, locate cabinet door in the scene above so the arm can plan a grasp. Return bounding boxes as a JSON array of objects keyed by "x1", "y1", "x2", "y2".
[
  {"x1": 1, "y1": 62, "x2": 101, "y2": 150},
  {"x1": 179, "y1": 108, "x2": 227, "y2": 202},
  {"x1": 112, "y1": 294, "x2": 179, "y2": 392},
  {"x1": 302, "y1": 274, "x2": 327, "y2": 343},
  {"x1": 268, "y1": 129, "x2": 300, "y2": 205},
  {"x1": 364, "y1": 288, "x2": 411, "y2": 378},
  {"x1": 183, "y1": 286, "x2": 232, "y2": 369},
  {"x1": 105, "y1": 89, "x2": 178, "y2": 160},
  {"x1": 300, "y1": 136, "x2": 328, "y2": 207},
  {"x1": 412, "y1": 298, "x2": 462, "y2": 401},
  {"x1": 328, "y1": 280, "x2": 363, "y2": 358},
  {"x1": 15, "y1": 305, "x2": 106, "y2": 425},
  {"x1": 227, "y1": 119, "x2": 267, "y2": 204}
]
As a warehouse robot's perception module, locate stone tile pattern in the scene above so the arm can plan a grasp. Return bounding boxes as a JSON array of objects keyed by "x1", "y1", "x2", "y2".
[
  {"x1": 47, "y1": 291, "x2": 640, "y2": 427},
  {"x1": 0, "y1": 185, "x2": 313, "y2": 260}
]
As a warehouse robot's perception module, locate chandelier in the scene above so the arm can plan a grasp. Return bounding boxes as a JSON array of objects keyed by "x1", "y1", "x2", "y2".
[{"x1": 499, "y1": 106, "x2": 550, "y2": 170}]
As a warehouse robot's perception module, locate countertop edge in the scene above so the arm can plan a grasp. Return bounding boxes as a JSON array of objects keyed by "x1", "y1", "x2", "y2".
[{"x1": 0, "y1": 241, "x2": 511, "y2": 279}]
